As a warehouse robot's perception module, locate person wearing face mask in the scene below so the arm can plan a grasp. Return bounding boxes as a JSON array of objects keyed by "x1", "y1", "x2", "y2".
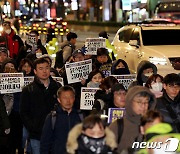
[
  {"x1": 87, "y1": 69, "x2": 104, "y2": 88},
  {"x1": 111, "y1": 59, "x2": 130, "y2": 75},
  {"x1": 145, "y1": 74, "x2": 163, "y2": 98},
  {"x1": 129, "y1": 60, "x2": 157, "y2": 89},
  {"x1": 2, "y1": 20, "x2": 24, "y2": 59},
  {"x1": 66, "y1": 114, "x2": 117, "y2": 154}
]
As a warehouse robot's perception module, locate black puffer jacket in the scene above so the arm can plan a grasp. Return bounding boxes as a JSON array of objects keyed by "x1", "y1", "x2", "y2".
[
  {"x1": 155, "y1": 91, "x2": 180, "y2": 133},
  {"x1": 20, "y1": 76, "x2": 60, "y2": 140}
]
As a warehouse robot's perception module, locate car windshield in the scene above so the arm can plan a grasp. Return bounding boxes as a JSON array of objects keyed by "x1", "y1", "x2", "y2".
[{"x1": 142, "y1": 29, "x2": 180, "y2": 45}]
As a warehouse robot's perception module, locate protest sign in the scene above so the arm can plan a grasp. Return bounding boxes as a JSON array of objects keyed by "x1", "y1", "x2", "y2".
[
  {"x1": 24, "y1": 76, "x2": 34, "y2": 87},
  {"x1": 65, "y1": 59, "x2": 92, "y2": 84},
  {"x1": 107, "y1": 108, "x2": 125, "y2": 123},
  {"x1": 52, "y1": 77, "x2": 64, "y2": 86},
  {"x1": 0, "y1": 73, "x2": 24, "y2": 94},
  {"x1": 80, "y1": 87, "x2": 99, "y2": 110},
  {"x1": 99, "y1": 63, "x2": 112, "y2": 77},
  {"x1": 111, "y1": 74, "x2": 136, "y2": 89},
  {"x1": 84, "y1": 38, "x2": 106, "y2": 55}
]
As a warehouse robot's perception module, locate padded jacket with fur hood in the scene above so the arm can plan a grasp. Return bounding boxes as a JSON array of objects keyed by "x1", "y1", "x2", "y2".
[
  {"x1": 109, "y1": 86, "x2": 156, "y2": 153},
  {"x1": 66, "y1": 123, "x2": 117, "y2": 154}
]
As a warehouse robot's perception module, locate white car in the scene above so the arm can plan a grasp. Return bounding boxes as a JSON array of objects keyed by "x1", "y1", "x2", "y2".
[{"x1": 112, "y1": 23, "x2": 180, "y2": 76}]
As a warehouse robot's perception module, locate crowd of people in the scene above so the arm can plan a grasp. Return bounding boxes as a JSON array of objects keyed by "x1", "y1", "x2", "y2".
[{"x1": 0, "y1": 20, "x2": 180, "y2": 154}]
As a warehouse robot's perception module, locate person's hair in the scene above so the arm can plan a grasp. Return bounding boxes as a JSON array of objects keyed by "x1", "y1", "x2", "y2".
[
  {"x1": 66, "y1": 32, "x2": 77, "y2": 41},
  {"x1": 99, "y1": 76, "x2": 118, "y2": 91},
  {"x1": 141, "y1": 110, "x2": 163, "y2": 126},
  {"x1": 39, "y1": 54, "x2": 52, "y2": 66},
  {"x1": 82, "y1": 114, "x2": 105, "y2": 131},
  {"x1": 134, "y1": 91, "x2": 154, "y2": 105},
  {"x1": 163, "y1": 73, "x2": 180, "y2": 86},
  {"x1": 145, "y1": 74, "x2": 163, "y2": 88},
  {"x1": 50, "y1": 67, "x2": 60, "y2": 77},
  {"x1": 88, "y1": 69, "x2": 104, "y2": 82},
  {"x1": 97, "y1": 48, "x2": 109, "y2": 57},
  {"x1": 33, "y1": 58, "x2": 50, "y2": 70},
  {"x1": 1, "y1": 58, "x2": 17, "y2": 72},
  {"x1": 30, "y1": 30, "x2": 39, "y2": 36},
  {"x1": 19, "y1": 58, "x2": 34, "y2": 72},
  {"x1": 57, "y1": 85, "x2": 75, "y2": 97}
]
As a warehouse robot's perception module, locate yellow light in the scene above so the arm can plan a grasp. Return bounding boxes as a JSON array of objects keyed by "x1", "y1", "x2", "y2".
[
  {"x1": 55, "y1": 32, "x2": 58, "y2": 35},
  {"x1": 55, "y1": 28, "x2": 58, "y2": 31},
  {"x1": 60, "y1": 33, "x2": 63, "y2": 35},
  {"x1": 38, "y1": 27, "x2": 42, "y2": 30},
  {"x1": 60, "y1": 29, "x2": 63, "y2": 31},
  {"x1": 62, "y1": 22, "x2": 67, "y2": 26},
  {"x1": 33, "y1": 27, "x2": 37, "y2": 30},
  {"x1": 24, "y1": 27, "x2": 27, "y2": 29}
]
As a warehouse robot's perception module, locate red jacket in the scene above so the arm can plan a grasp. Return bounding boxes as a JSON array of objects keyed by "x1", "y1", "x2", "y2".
[{"x1": 2, "y1": 30, "x2": 23, "y2": 58}]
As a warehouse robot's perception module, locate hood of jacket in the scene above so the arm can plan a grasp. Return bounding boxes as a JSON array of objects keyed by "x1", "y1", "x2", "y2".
[
  {"x1": 66, "y1": 123, "x2": 117, "y2": 154},
  {"x1": 125, "y1": 86, "x2": 156, "y2": 124},
  {"x1": 136, "y1": 60, "x2": 157, "y2": 85},
  {"x1": 111, "y1": 59, "x2": 130, "y2": 75}
]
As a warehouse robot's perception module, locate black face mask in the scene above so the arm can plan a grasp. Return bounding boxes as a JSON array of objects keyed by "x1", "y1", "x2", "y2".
[
  {"x1": 114, "y1": 68, "x2": 130, "y2": 75},
  {"x1": 81, "y1": 134, "x2": 106, "y2": 154}
]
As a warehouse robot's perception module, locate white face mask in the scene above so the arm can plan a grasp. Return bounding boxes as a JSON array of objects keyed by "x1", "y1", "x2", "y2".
[
  {"x1": 151, "y1": 82, "x2": 163, "y2": 92},
  {"x1": 144, "y1": 72, "x2": 153, "y2": 77},
  {"x1": 36, "y1": 52, "x2": 42, "y2": 58},
  {"x1": 5, "y1": 29, "x2": 11, "y2": 34}
]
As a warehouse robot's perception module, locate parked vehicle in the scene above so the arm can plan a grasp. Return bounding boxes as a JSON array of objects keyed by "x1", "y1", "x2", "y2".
[{"x1": 112, "y1": 22, "x2": 180, "y2": 76}]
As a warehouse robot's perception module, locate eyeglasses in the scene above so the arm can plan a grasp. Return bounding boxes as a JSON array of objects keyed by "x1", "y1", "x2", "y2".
[{"x1": 133, "y1": 100, "x2": 149, "y2": 106}]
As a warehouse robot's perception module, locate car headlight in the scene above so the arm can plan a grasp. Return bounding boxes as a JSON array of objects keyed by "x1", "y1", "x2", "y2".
[{"x1": 149, "y1": 57, "x2": 167, "y2": 65}]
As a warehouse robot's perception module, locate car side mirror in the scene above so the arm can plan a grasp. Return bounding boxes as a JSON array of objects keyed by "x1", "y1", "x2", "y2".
[{"x1": 129, "y1": 40, "x2": 139, "y2": 48}]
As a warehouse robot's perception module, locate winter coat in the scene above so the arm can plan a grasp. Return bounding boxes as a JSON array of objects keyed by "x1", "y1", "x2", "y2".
[
  {"x1": 92, "y1": 90, "x2": 113, "y2": 115},
  {"x1": 20, "y1": 76, "x2": 60, "y2": 140},
  {"x1": 46, "y1": 38, "x2": 59, "y2": 55},
  {"x1": 155, "y1": 91, "x2": 180, "y2": 133},
  {"x1": 2, "y1": 29, "x2": 24, "y2": 59},
  {"x1": 61, "y1": 40, "x2": 75, "y2": 63},
  {"x1": 0, "y1": 96, "x2": 10, "y2": 136},
  {"x1": 138, "y1": 123, "x2": 180, "y2": 154},
  {"x1": 66, "y1": 123, "x2": 117, "y2": 154},
  {"x1": 40, "y1": 105, "x2": 81, "y2": 154},
  {"x1": 109, "y1": 86, "x2": 156, "y2": 153},
  {"x1": 129, "y1": 60, "x2": 157, "y2": 88}
]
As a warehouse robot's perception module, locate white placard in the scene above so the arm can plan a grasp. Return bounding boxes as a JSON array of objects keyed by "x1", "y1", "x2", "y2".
[
  {"x1": 24, "y1": 76, "x2": 34, "y2": 87},
  {"x1": 52, "y1": 77, "x2": 64, "y2": 86},
  {"x1": 0, "y1": 73, "x2": 24, "y2": 94},
  {"x1": 80, "y1": 87, "x2": 99, "y2": 110},
  {"x1": 84, "y1": 38, "x2": 106, "y2": 55},
  {"x1": 65, "y1": 59, "x2": 92, "y2": 84},
  {"x1": 111, "y1": 74, "x2": 136, "y2": 89}
]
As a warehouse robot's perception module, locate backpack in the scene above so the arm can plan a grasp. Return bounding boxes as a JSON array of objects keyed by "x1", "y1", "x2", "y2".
[
  {"x1": 54, "y1": 44, "x2": 72, "y2": 69},
  {"x1": 51, "y1": 104, "x2": 84, "y2": 130}
]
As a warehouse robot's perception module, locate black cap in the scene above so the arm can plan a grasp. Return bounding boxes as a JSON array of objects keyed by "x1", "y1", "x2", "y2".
[
  {"x1": 111, "y1": 83, "x2": 126, "y2": 93},
  {"x1": 72, "y1": 49, "x2": 84, "y2": 57},
  {"x1": 99, "y1": 31, "x2": 109, "y2": 39}
]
